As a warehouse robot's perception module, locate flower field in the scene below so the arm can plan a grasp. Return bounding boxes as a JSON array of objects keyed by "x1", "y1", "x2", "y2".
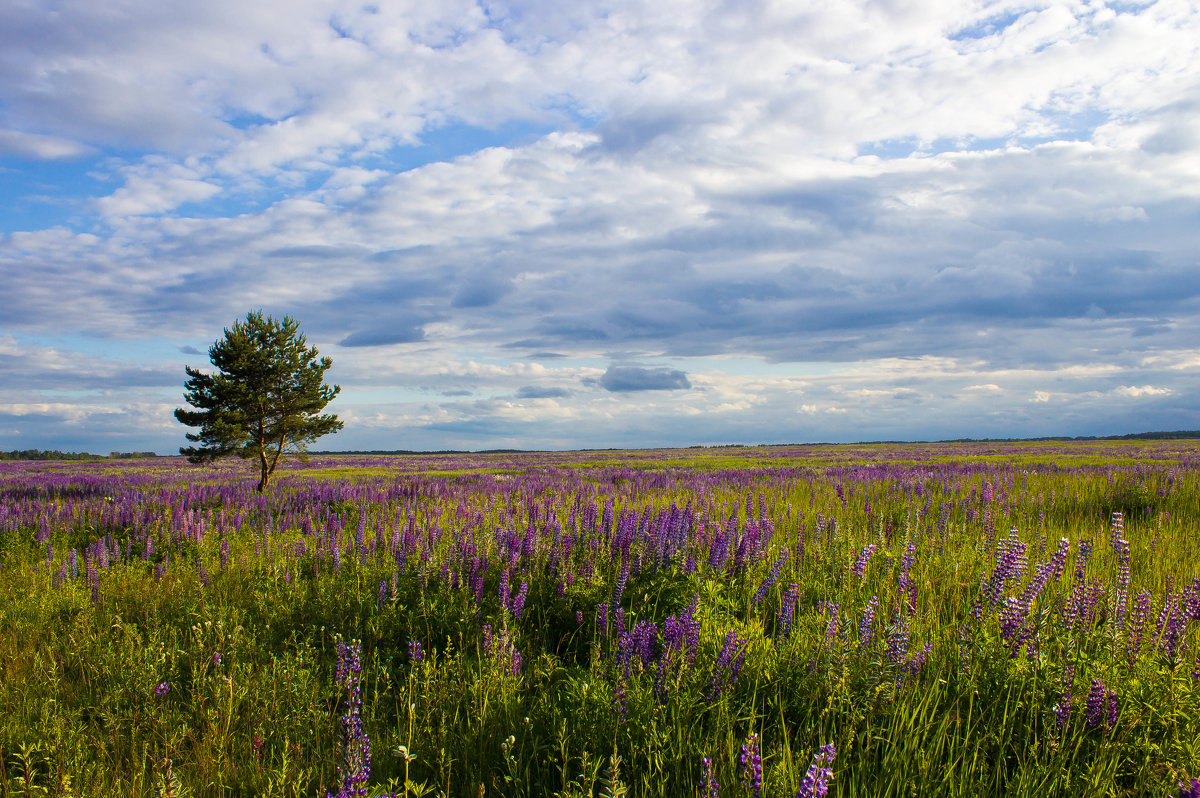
[{"x1": 1, "y1": 441, "x2": 1198, "y2": 797}]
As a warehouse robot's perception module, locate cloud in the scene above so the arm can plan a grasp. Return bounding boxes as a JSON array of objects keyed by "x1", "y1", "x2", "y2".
[
  {"x1": 2, "y1": 0, "x2": 1200, "y2": 450},
  {"x1": 597, "y1": 366, "x2": 691, "y2": 392},
  {"x1": 177, "y1": 345, "x2": 203, "y2": 355},
  {"x1": 0, "y1": 129, "x2": 91, "y2": 159},
  {"x1": 1112, "y1": 385, "x2": 1173, "y2": 398},
  {"x1": 515, "y1": 385, "x2": 570, "y2": 399},
  {"x1": 338, "y1": 325, "x2": 426, "y2": 347}
]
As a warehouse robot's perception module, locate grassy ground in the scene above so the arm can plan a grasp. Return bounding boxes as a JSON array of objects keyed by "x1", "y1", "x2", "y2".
[{"x1": 0, "y1": 441, "x2": 1197, "y2": 796}]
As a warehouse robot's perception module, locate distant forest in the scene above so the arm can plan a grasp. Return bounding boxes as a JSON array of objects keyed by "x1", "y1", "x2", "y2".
[{"x1": 0, "y1": 450, "x2": 159, "y2": 461}]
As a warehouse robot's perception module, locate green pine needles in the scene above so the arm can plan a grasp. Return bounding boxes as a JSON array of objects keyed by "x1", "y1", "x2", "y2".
[{"x1": 175, "y1": 310, "x2": 343, "y2": 492}]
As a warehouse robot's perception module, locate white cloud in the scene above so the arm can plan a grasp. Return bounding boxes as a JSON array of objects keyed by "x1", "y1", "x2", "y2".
[{"x1": 2, "y1": 0, "x2": 1200, "y2": 450}]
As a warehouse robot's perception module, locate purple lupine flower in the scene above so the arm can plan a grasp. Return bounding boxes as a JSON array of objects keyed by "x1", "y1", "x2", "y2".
[
  {"x1": 851, "y1": 544, "x2": 878, "y2": 579},
  {"x1": 329, "y1": 637, "x2": 371, "y2": 797},
  {"x1": 1178, "y1": 778, "x2": 1200, "y2": 798},
  {"x1": 884, "y1": 617, "x2": 910, "y2": 664},
  {"x1": 1126, "y1": 590, "x2": 1152, "y2": 660},
  {"x1": 1113, "y1": 537, "x2": 1131, "y2": 630},
  {"x1": 700, "y1": 755, "x2": 719, "y2": 798},
  {"x1": 739, "y1": 732, "x2": 762, "y2": 797},
  {"x1": 212, "y1": 651, "x2": 223, "y2": 667},
  {"x1": 1052, "y1": 663, "x2": 1074, "y2": 732},
  {"x1": 154, "y1": 681, "x2": 170, "y2": 697},
  {"x1": 612, "y1": 682, "x2": 628, "y2": 722},
  {"x1": 707, "y1": 631, "x2": 747, "y2": 703},
  {"x1": 859, "y1": 596, "x2": 879, "y2": 650},
  {"x1": 819, "y1": 601, "x2": 840, "y2": 645},
  {"x1": 753, "y1": 553, "x2": 788, "y2": 608},
  {"x1": 1108, "y1": 511, "x2": 1124, "y2": 553},
  {"x1": 1074, "y1": 539, "x2": 1092, "y2": 582},
  {"x1": 511, "y1": 581, "x2": 529, "y2": 619},
  {"x1": 219, "y1": 539, "x2": 229, "y2": 571},
  {"x1": 1085, "y1": 678, "x2": 1118, "y2": 731},
  {"x1": 576, "y1": 610, "x2": 584, "y2": 626},
  {"x1": 612, "y1": 557, "x2": 630, "y2": 608},
  {"x1": 776, "y1": 583, "x2": 800, "y2": 640},
  {"x1": 498, "y1": 567, "x2": 511, "y2": 613},
  {"x1": 1157, "y1": 593, "x2": 1187, "y2": 660},
  {"x1": 377, "y1": 580, "x2": 387, "y2": 605},
  {"x1": 408, "y1": 640, "x2": 424, "y2": 664},
  {"x1": 796, "y1": 743, "x2": 836, "y2": 798}
]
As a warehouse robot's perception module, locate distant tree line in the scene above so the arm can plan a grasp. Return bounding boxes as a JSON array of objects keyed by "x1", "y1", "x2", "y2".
[{"x1": 0, "y1": 450, "x2": 159, "y2": 461}]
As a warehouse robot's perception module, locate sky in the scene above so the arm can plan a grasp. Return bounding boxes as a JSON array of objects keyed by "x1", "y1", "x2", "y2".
[{"x1": 2, "y1": 0, "x2": 1200, "y2": 454}]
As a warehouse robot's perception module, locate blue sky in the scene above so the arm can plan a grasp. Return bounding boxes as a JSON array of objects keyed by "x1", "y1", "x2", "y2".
[{"x1": 3, "y1": 0, "x2": 1200, "y2": 453}]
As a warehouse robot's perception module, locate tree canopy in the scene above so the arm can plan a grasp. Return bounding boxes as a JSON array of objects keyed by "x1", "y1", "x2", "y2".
[{"x1": 175, "y1": 311, "x2": 342, "y2": 492}]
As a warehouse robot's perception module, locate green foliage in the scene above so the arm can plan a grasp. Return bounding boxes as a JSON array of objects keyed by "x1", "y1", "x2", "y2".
[
  {"x1": 1, "y1": 442, "x2": 1199, "y2": 796},
  {"x1": 174, "y1": 310, "x2": 342, "y2": 492}
]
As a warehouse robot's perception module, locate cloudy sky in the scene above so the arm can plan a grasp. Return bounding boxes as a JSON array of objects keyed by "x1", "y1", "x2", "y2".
[{"x1": 2, "y1": 0, "x2": 1199, "y2": 453}]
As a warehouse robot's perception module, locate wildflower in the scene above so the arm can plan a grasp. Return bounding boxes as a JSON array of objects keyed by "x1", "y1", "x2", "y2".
[
  {"x1": 408, "y1": 640, "x2": 424, "y2": 664},
  {"x1": 776, "y1": 583, "x2": 800, "y2": 640},
  {"x1": 851, "y1": 544, "x2": 877, "y2": 579},
  {"x1": 329, "y1": 637, "x2": 371, "y2": 797},
  {"x1": 1085, "y1": 678, "x2": 1118, "y2": 731},
  {"x1": 1178, "y1": 777, "x2": 1200, "y2": 798},
  {"x1": 707, "y1": 631, "x2": 746, "y2": 703},
  {"x1": 859, "y1": 596, "x2": 878, "y2": 650},
  {"x1": 796, "y1": 743, "x2": 836, "y2": 798},
  {"x1": 753, "y1": 553, "x2": 788, "y2": 608},
  {"x1": 739, "y1": 732, "x2": 762, "y2": 797},
  {"x1": 154, "y1": 681, "x2": 170, "y2": 697},
  {"x1": 700, "y1": 755, "x2": 719, "y2": 798}
]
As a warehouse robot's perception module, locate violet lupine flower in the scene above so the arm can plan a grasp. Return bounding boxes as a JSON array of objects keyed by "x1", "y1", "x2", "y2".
[
  {"x1": 377, "y1": 580, "x2": 387, "y2": 606},
  {"x1": 739, "y1": 732, "x2": 762, "y2": 797},
  {"x1": 796, "y1": 743, "x2": 836, "y2": 798},
  {"x1": 859, "y1": 596, "x2": 879, "y2": 650},
  {"x1": 1157, "y1": 593, "x2": 1187, "y2": 660},
  {"x1": 1126, "y1": 590, "x2": 1152, "y2": 660},
  {"x1": 884, "y1": 618, "x2": 910, "y2": 664},
  {"x1": 851, "y1": 544, "x2": 878, "y2": 580},
  {"x1": 612, "y1": 682, "x2": 628, "y2": 723},
  {"x1": 1085, "y1": 678, "x2": 1118, "y2": 731},
  {"x1": 819, "y1": 601, "x2": 840, "y2": 645},
  {"x1": 1113, "y1": 537, "x2": 1131, "y2": 629},
  {"x1": 1178, "y1": 778, "x2": 1200, "y2": 798},
  {"x1": 1052, "y1": 663, "x2": 1074, "y2": 732},
  {"x1": 700, "y1": 756, "x2": 719, "y2": 798},
  {"x1": 752, "y1": 553, "x2": 788, "y2": 608},
  {"x1": 511, "y1": 581, "x2": 529, "y2": 619},
  {"x1": 1074, "y1": 539, "x2": 1092, "y2": 582},
  {"x1": 154, "y1": 681, "x2": 170, "y2": 697},
  {"x1": 898, "y1": 643, "x2": 932, "y2": 686},
  {"x1": 408, "y1": 640, "x2": 424, "y2": 664},
  {"x1": 612, "y1": 558, "x2": 630, "y2": 608},
  {"x1": 776, "y1": 583, "x2": 800, "y2": 640},
  {"x1": 1108, "y1": 511, "x2": 1124, "y2": 553},
  {"x1": 707, "y1": 631, "x2": 747, "y2": 703},
  {"x1": 330, "y1": 637, "x2": 371, "y2": 798}
]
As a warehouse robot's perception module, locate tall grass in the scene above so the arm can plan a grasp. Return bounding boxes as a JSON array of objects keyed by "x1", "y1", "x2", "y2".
[{"x1": 0, "y1": 441, "x2": 1197, "y2": 796}]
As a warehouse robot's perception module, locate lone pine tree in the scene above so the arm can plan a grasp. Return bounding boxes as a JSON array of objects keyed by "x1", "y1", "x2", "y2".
[{"x1": 175, "y1": 311, "x2": 343, "y2": 492}]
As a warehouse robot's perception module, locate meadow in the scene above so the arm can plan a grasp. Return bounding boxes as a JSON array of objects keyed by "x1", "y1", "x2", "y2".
[{"x1": 1, "y1": 440, "x2": 1198, "y2": 797}]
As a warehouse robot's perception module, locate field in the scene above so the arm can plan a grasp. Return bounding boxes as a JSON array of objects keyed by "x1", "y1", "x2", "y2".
[{"x1": 1, "y1": 441, "x2": 1198, "y2": 797}]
